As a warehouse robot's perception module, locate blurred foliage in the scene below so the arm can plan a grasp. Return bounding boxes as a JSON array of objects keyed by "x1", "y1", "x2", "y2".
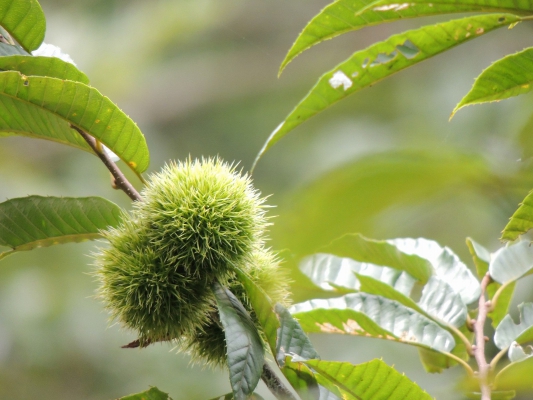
[{"x1": 3, "y1": 0, "x2": 533, "y2": 399}]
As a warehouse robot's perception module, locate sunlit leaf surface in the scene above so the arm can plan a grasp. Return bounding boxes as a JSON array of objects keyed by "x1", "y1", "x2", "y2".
[
  {"x1": 0, "y1": 71, "x2": 149, "y2": 174},
  {"x1": 454, "y1": 47, "x2": 533, "y2": 115},
  {"x1": 304, "y1": 359, "x2": 432, "y2": 400},
  {"x1": 0, "y1": 196, "x2": 122, "y2": 260},
  {"x1": 257, "y1": 14, "x2": 519, "y2": 160},
  {"x1": 494, "y1": 302, "x2": 533, "y2": 349},
  {"x1": 490, "y1": 241, "x2": 533, "y2": 284},
  {"x1": 0, "y1": 0, "x2": 45, "y2": 51}
]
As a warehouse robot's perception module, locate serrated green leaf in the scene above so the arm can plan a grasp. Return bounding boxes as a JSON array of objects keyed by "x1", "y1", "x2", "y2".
[
  {"x1": 304, "y1": 359, "x2": 432, "y2": 400},
  {"x1": 494, "y1": 303, "x2": 533, "y2": 349},
  {"x1": 466, "y1": 238, "x2": 515, "y2": 327},
  {"x1": 280, "y1": 0, "x2": 531, "y2": 73},
  {"x1": 256, "y1": 14, "x2": 519, "y2": 161},
  {"x1": 213, "y1": 283, "x2": 264, "y2": 400},
  {"x1": 119, "y1": 387, "x2": 172, "y2": 400},
  {"x1": 0, "y1": 54, "x2": 89, "y2": 85},
  {"x1": 0, "y1": 196, "x2": 122, "y2": 261},
  {"x1": 290, "y1": 293, "x2": 455, "y2": 353},
  {"x1": 495, "y1": 355, "x2": 533, "y2": 391},
  {"x1": 490, "y1": 240, "x2": 533, "y2": 284},
  {"x1": 453, "y1": 47, "x2": 533, "y2": 116},
  {"x1": 0, "y1": 0, "x2": 45, "y2": 52},
  {"x1": 501, "y1": 188, "x2": 533, "y2": 241},
  {"x1": 0, "y1": 71, "x2": 149, "y2": 174},
  {"x1": 234, "y1": 267, "x2": 279, "y2": 356},
  {"x1": 275, "y1": 303, "x2": 320, "y2": 366},
  {"x1": 390, "y1": 237, "x2": 481, "y2": 304},
  {"x1": 299, "y1": 253, "x2": 416, "y2": 296},
  {"x1": 323, "y1": 234, "x2": 433, "y2": 283}
]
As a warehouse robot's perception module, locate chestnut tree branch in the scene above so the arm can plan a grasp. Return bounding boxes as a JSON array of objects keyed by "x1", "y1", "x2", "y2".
[
  {"x1": 473, "y1": 272, "x2": 492, "y2": 400},
  {"x1": 73, "y1": 126, "x2": 143, "y2": 202}
]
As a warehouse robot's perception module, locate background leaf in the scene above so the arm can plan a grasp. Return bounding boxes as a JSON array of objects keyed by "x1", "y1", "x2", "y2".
[
  {"x1": 454, "y1": 47, "x2": 533, "y2": 115},
  {"x1": 0, "y1": 196, "x2": 122, "y2": 260},
  {"x1": 257, "y1": 14, "x2": 519, "y2": 160},
  {"x1": 495, "y1": 356, "x2": 533, "y2": 391},
  {"x1": 213, "y1": 283, "x2": 264, "y2": 400},
  {"x1": 304, "y1": 359, "x2": 432, "y2": 400},
  {"x1": 0, "y1": 0, "x2": 45, "y2": 51},
  {"x1": 0, "y1": 71, "x2": 149, "y2": 174}
]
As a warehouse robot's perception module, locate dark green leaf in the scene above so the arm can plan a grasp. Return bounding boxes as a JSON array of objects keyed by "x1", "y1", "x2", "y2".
[
  {"x1": 0, "y1": 196, "x2": 122, "y2": 261},
  {"x1": 490, "y1": 240, "x2": 533, "y2": 284},
  {"x1": 0, "y1": 0, "x2": 45, "y2": 51},
  {"x1": 0, "y1": 51, "x2": 89, "y2": 84},
  {"x1": 256, "y1": 14, "x2": 519, "y2": 161},
  {"x1": 299, "y1": 253, "x2": 416, "y2": 296},
  {"x1": 119, "y1": 387, "x2": 172, "y2": 400},
  {"x1": 280, "y1": 0, "x2": 531, "y2": 72},
  {"x1": 213, "y1": 283, "x2": 264, "y2": 400},
  {"x1": 323, "y1": 234, "x2": 432, "y2": 283},
  {"x1": 0, "y1": 71, "x2": 149, "y2": 174},
  {"x1": 304, "y1": 359, "x2": 432, "y2": 400},
  {"x1": 275, "y1": 303, "x2": 320, "y2": 366},
  {"x1": 234, "y1": 267, "x2": 279, "y2": 356},
  {"x1": 494, "y1": 303, "x2": 533, "y2": 349},
  {"x1": 501, "y1": 188, "x2": 533, "y2": 241},
  {"x1": 454, "y1": 47, "x2": 533, "y2": 116},
  {"x1": 291, "y1": 293, "x2": 455, "y2": 353}
]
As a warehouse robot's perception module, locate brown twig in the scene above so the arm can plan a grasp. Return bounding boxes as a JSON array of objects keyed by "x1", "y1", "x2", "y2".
[
  {"x1": 73, "y1": 126, "x2": 143, "y2": 202},
  {"x1": 472, "y1": 272, "x2": 492, "y2": 400},
  {"x1": 261, "y1": 362, "x2": 298, "y2": 400}
]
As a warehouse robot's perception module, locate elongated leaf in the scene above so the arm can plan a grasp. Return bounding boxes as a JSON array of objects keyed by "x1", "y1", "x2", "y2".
[
  {"x1": 234, "y1": 267, "x2": 279, "y2": 356},
  {"x1": 494, "y1": 303, "x2": 533, "y2": 349},
  {"x1": 119, "y1": 387, "x2": 172, "y2": 400},
  {"x1": 324, "y1": 234, "x2": 432, "y2": 283},
  {"x1": 390, "y1": 237, "x2": 481, "y2": 304},
  {"x1": 0, "y1": 71, "x2": 149, "y2": 174},
  {"x1": 213, "y1": 283, "x2": 264, "y2": 400},
  {"x1": 0, "y1": 50, "x2": 89, "y2": 83},
  {"x1": 0, "y1": 196, "x2": 122, "y2": 260},
  {"x1": 304, "y1": 359, "x2": 432, "y2": 400},
  {"x1": 209, "y1": 394, "x2": 264, "y2": 400},
  {"x1": 466, "y1": 238, "x2": 515, "y2": 327},
  {"x1": 256, "y1": 14, "x2": 519, "y2": 161},
  {"x1": 280, "y1": 0, "x2": 533, "y2": 72},
  {"x1": 299, "y1": 253, "x2": 416, "y2": 296},
  {"x1": 501, "y1": 188, "x2": 533, "y2": 241},
  {"x1": 418, "y1": 276, "x2": 467, "y2": 327},
  {"x1": 454, "y1": 47, "x2": 533, "y2": 115},
  {"x1": 275, "y1": 303, "x2": 320, "y2": 366},
  {"x1": 0, "y1": 0, "x2": 45, "y2": 51},
  {"x1": 490, "y1": 240, "x2": 533, "y2": 284},
  {"x1": 356, "y1": 273, "x2": 420, "y2": 311},
  {"x1": 290, "y1": 293, "x2": 455, "y2": 353}
]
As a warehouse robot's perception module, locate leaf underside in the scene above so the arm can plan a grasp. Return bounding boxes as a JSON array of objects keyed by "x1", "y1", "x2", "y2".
[
  {"x1": 494, "y1": 302, "x2": 533, "y2": 350},
  {"x1": 0, "y1": 196, "x2": 123, "y2": 260},
  {"x1": 490, "y1": 241, "x2": 533, "y2": 284}
]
